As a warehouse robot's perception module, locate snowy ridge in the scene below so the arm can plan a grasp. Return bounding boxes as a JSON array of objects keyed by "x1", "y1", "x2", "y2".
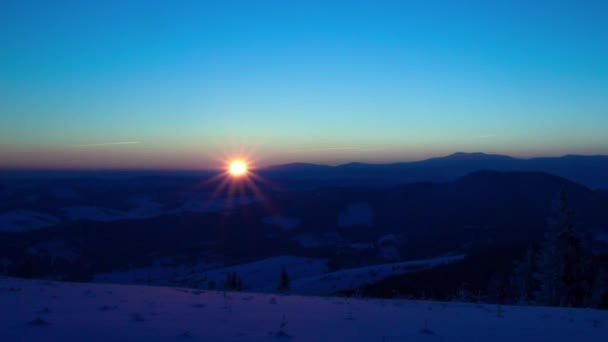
[
  {"x1": 94, "y1": 256, "x2": 327, "y2": 290},
  {"x1": 95, "y1": 256, "x2": 327, "y2": 291},
  {"x1": 198, "y1": 256, "x2": 327, "y2": 291},
  {"x1": 291, "y1": 254, "x2": 465, "y2": 295},
  {"x1": 1, "y1": 276, "x2": 606, "y2": 341},
  {"x1": 95, "y1": 255, "x2": 465, "y2": 296}
]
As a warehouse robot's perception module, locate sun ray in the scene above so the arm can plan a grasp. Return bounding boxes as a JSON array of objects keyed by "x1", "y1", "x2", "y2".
[{"x1": 179, "y1": 149, "x2": 282, "y2": 224}]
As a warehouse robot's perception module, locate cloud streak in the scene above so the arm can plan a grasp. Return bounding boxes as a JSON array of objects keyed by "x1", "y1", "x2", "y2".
[
  {"x1": 473, "y1": 134, "x2": 497, "y2": 139},
  {"x1": 75, "y1": 141, "x2": 142, "y2": 147},
  {"x1": 290, "y1": 146, "x2": 384, "y2": 153}
]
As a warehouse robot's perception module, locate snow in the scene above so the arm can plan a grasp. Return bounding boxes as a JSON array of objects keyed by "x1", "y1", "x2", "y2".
[
  {"x1": 262, "y1": 216, "x2": 301, "y2": 230},
  {"x1": 95, "y1": 256, "x2": 327, "y2": 292},
  {"x1": 1, "y1": 276, "x2": 607, "y2": 341},
  {"x1": 62, "y1": 195, "x2": 259, "y2": 222},
  {"x1": 198, "y1": 256, "x2": 327, "y2": 292},
  {"x1": 338, "y1": 202, "x2": 373, "y2": 228},
  {"x1": 0, "y1": 210, "x2": 60, "y2": 232},
  {"x1": 291, "y1": 255, "x2": 465, "y2": 295},
  {"x1": 94, "y1": 255, "x2": 464, "y2": 296}
]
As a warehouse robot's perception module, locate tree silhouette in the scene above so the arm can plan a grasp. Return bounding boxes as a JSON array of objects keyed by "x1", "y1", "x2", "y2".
[
  {"x1": 278, "y1": 268, "x2": 290, "y2": 293},
  {"x1": 534, "y1": 190, "x2": 591, "y2": 307}
]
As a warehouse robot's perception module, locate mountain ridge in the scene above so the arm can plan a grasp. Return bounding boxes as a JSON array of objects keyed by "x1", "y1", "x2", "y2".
[{"x1": 260, "y1": 152, "x2": 608, "y2": 189}]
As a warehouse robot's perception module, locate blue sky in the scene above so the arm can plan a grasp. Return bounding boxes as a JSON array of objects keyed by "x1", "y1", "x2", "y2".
[{"x1": 1, "y1": 0, "x2": 607, "y2": 169}]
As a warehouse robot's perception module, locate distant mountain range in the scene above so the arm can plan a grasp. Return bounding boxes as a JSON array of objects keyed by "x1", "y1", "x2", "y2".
[
  {"x1": 2, "y1": 152, "x2": 607, "y2": 190},
  {"x1": 261, "y1": 152, "x2": 608, "y2": 189}
]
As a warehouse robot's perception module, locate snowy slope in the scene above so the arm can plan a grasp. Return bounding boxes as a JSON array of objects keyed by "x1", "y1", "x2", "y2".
[
  {"x1": 94, "y1": 255, "x2": 463, "y2": 295},
  {"x1": 94, "y1": 256, "x2": 328, "y2": 290},
  {"x1": 1, "y1": 276, "x2": 607, "y2": 341},
  {"x1": 198, "y1": 256, "x2": 327, "y2": 291},
  {"x1": 291, "y1": 255, "x2": 465, "y2": 295}
]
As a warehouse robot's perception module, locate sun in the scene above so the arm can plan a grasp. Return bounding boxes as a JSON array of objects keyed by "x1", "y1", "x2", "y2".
[{"x1": 228, "y1": 160, "x2": 248, "y2": 177}]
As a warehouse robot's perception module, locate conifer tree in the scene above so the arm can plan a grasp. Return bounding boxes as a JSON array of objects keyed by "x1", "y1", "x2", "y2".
[
  {"x1": 590, "y1": 268, "x2": 608, "y2": 308},
  {"x1": 534, "y1": 190, "x2": 591, "y2": 307},
  {"x1": 511, "y1": 248, "x2": 538, "y2": 304},
  {"x1": 278, "y1": 268, "x2": 290, "y2": 293}
]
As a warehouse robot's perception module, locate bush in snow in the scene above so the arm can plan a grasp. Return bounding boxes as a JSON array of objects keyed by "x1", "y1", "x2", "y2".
[
  {"x1": 277, "y1": 268, "x2": 290, "y2": 293},
  {"x1": 419, "y1": 320, "x2": 434, "y2": 335},
  {"x1": 274, "y1": 314, "x2": 289, "y2": 338},
  {"x1": 224, "y1": 272, "x2": 243, "y2": 291}
]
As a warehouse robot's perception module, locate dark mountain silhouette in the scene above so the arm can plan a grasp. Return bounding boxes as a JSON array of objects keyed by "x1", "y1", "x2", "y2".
[
  {"x1": 260, "y1": 152, "x2": 608, "y2": 189},
  {"x1": 426, "y1": 152, "x2": 516, "y2": 161}
]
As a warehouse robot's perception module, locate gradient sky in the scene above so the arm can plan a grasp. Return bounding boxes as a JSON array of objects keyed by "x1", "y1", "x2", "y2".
[{"x1": 1, "y1": 0, "x2": 607, "y2": 169}]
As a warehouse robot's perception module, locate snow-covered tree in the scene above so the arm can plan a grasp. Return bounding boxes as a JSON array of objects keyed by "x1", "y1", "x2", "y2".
[
  {"x1": 510, "y1": 248, "x2": 538, "y2": 304},
  {"x1": 589, "y1": 267, "x2": 608, "y2": 308},
  {"x1": 534, "y1": 190, "x2": 591, "y2": 307}
]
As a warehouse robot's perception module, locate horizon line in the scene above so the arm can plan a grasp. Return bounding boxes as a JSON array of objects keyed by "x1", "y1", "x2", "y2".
[{"x1": 1, "y1": 151, "x2": 607, "y2": 173}]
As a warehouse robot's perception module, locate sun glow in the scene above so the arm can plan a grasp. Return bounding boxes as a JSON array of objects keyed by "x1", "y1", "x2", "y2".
[
  {"x1": 228, "y1": 160, "x2": 248, "y2": 177},
  {"x1": 195, "y1": 148, "x2": 274, "y2": 215}
]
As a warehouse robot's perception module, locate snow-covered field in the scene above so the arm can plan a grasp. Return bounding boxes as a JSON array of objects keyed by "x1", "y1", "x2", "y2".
[
  {"x1": 1, "y1": 276, "x2": 607, "y2": 341},
  {"x1": 63, "y1": 195, "x2": 260, "y2": 222},
  {"x1": 0, "y1": 194, "x2": 261, "y2": 232},
  {"x1": 0, "y1": 210, "x2": 59, "y2": 232},
  {"x1": 94, "y1": 255, "x2": 464, "y2": 296}
]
